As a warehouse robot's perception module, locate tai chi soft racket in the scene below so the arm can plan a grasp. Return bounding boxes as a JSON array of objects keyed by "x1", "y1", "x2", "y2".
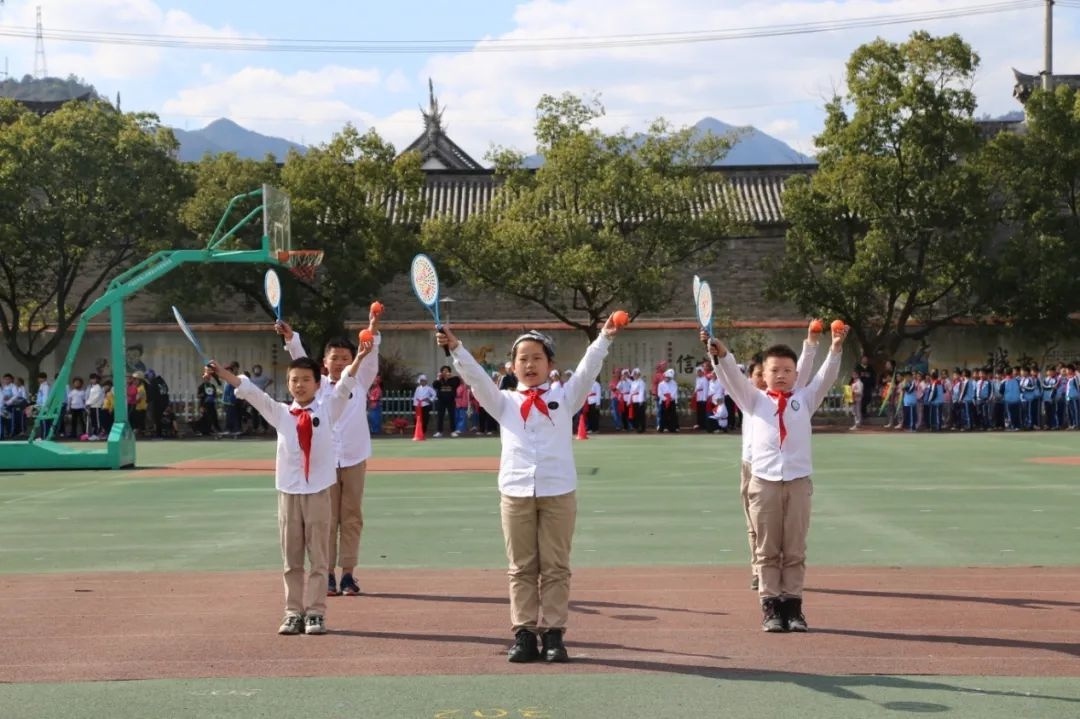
[
  {"x1": 696, "y1": 279, "x2": 714, "y2": 341},
  {"x1": 172, "y1": 305, "x2": 210, "y2": 365},
  {"x1": 410, "y1": 253, "x2": 450, "y2": 357},
  {"x1": 264, "y1": 268, "x2": 283, "y2": 321}
]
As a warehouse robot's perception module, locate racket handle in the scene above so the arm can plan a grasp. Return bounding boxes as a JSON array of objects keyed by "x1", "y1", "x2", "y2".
[{"x1": 436, "y1": 325, "x2": 451, "y2": 357}]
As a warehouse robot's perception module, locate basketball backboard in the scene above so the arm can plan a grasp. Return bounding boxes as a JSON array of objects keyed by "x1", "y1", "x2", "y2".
[{"x1": 262, "y1": 184, "x2": 291, "y2": 263}]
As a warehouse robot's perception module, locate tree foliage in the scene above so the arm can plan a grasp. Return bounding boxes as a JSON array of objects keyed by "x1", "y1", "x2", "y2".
[
  {"x1": 766, "y1": 32, "x2": 995, "y2": 361},
  {"x1": 0, "y1": 74, "x2": 97, "y2": 101},
  {"x1": 981, "y1": 86, "x2": 1080, "y2": 341},
  {"x1": 422, "y1": 92, "x2": 742, "y2": 340},
  {"x1": 0, "y1": 99, "x2": 189, "y2": 382}
]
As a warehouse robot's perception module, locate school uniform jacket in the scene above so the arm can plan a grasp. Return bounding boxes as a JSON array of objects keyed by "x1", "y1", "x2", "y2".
[
  {"x1": 285, "y1": 331, "x2": 380, "y2": 468},
  {"x1": 716, "y1": 348, "x2": 841, "y2": 482},
  {"x1": 451, "y1": 335, "x2": 612, "y2": 498},
  {"x1": 236, "y1": 368, "x2": 357, "y2": 495}
]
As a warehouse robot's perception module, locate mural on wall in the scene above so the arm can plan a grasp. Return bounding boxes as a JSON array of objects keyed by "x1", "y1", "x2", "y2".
[{"x1": 126, "y1": 344, "x2": 148, "y2": 374}]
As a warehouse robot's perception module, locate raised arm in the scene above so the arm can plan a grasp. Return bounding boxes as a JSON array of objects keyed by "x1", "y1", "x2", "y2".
[
  {"x1": 437, "y1": 325, "x2": 508, "y2": 417},
  {"x1": 563, "y1": 314, "x2": 620, "y2": 410},
  {"x1": 355, "y1": 311, "x2": 381, "y2": 391},
  {"x1": 803, "y1": 326, "x2": 847, "y2": 411},
  {"x1": 797, "y1": 319, "x2": 823, "y2": 389},
  {"x1": 705, "y1": 335, "x2": 761, "y2": 415}
]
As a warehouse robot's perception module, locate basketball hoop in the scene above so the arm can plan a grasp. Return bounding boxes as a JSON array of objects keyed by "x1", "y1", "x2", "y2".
[{"x1": 278, "y1": 250, "x2": 324, "y2": 282}]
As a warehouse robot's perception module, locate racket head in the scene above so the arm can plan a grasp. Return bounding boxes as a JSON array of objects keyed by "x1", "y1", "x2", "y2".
[
  {"x1": 171, "y1": 305, "x2": 208, "y2": 362},
  {"x1": 410, "y1": 253, "x2": 442, "y2": 324},
  {"x1": 263, "y1": 268, "x2": 283, "y2": 321},
  {"x1": 692, "y1": 275, "x2": 701, "y2": 303},
  {"x1": 696, "y1": 281, "x2": 714, "y2": 335}
]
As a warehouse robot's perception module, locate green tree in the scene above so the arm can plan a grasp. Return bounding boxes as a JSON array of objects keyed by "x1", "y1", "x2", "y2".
[
  {"x1": 0, "y1": 99, "x2": 189, "y2": 384},
  {"x1": 981, "y1": 86, "x2": 1080, "y2": 341},
  {"x1": 421, "y1": 93, "x2": 741, "y2": 340},
  {"x1": 766, "y1": 32, "x2": 995, "y2": 362}
]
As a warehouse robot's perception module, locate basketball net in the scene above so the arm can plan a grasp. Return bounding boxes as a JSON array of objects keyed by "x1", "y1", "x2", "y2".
[{"x1": 278, "y1": 250, "x2": 324, "y2": 282}]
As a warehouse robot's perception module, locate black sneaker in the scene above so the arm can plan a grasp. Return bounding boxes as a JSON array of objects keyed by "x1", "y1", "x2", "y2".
[
  {"x1": 507, "y1": 628, "x2": 540, "y2": 663},
  {"x1": 277, "y1": 614, "x2": 304, "y2": 635},
  {"x1": 327, "y1": 573, "x2": 340, "y2": 597},
  {"x1": 541, "y1": 629, "x2": 570, "y2": 663},
  {"x1": 304, "y1": 614, "x2": 327, "y2": 635},
  {"x1": 782, "y1": 597, "x2": 808, "y2": 633},
  {"x1": 761, "y1": 597, "x2": 786, "y2": 632},
  {"x1": 339, "y1": 573, "x2": 361, "y2": 596}
]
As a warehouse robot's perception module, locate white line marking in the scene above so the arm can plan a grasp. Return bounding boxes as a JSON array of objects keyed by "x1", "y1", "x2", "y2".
[{"x1": 3, "y1": 479, "x2": 103, "y2": 505}]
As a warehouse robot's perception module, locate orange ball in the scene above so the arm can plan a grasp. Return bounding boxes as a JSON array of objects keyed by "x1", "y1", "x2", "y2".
[
  {"x1": 370, "y1": 300, "x2": 384, "y2": 316},
  {"x1": 359, "y1": 329, "x2": 374, "y2": 343},
  {"x1": 830, "y1": 319, "x2": 847, "y2": 333},
  {"x1": 611, "y1": 310, "x2": 630, "y2": 327},
  {"x1": 809, "y1": 319, "x2": 824, "y2": 333}
]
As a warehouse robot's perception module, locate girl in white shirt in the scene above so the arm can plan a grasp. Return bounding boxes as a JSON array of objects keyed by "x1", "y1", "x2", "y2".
[
  {"x1": 67, "y1": 378, "x2": 87, "y2": 439},
  {"x1": 437, "y1": 315, "x2": 621, "y2": 665},
  {"x1": 412, "y1": 375, "x2": 437, "y2": 436}
]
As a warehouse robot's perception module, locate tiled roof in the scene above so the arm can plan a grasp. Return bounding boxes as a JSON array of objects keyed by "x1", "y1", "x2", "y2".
[{"x1": 410, "y1": 165, "x2": 815, "y2": 227}]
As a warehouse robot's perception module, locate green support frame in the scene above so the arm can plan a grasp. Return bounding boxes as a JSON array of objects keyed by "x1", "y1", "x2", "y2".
[{"x1": 0, "y1": 187, "x2": 286, "y2": 471}]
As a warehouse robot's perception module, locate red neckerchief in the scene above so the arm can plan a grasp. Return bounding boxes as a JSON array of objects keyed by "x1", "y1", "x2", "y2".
[
  {"x1": 766, "y1": 390, "x2": 793, "y2": 447},
  {"x1": 519, "y1": 384, "x2": 551, "y2": 425},
  {"x1": 289, "y1": 407, "x2": 313, "y2": 480}
]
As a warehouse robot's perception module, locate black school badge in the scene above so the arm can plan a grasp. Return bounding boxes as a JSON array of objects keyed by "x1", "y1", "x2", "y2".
[
  {"x1": 312, "y1": 417, "x2": 321, "y2": 427},
  {"x1": 790, "y1": 399, "x2": 800, "y2": 411},
  {"x1": 548, "y1": 401, "x2": 560, "y2": 410}
]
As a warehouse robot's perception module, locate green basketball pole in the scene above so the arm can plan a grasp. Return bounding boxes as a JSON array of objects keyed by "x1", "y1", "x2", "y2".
[{"x1": 0, "y1": 186, "x2": 290, "y2": 471}]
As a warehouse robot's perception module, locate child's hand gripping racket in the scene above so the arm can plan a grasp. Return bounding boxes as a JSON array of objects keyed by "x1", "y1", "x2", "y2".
[
  {"x1": 172, "y1": 305, "x2": 210, "y2": 366},
  {"x1": 411, "y1": 253, "x2": 450, "y2": 357}
]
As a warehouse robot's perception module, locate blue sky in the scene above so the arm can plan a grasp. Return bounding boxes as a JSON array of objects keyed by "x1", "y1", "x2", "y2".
[{"x1": 1, "y1": 1, "x2": 1077, "y2": 161}]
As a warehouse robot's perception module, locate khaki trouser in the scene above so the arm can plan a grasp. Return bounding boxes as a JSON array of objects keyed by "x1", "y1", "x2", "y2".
[
  {"x1": 278, "y1": 488, "x2": 331, "y2": 618},
  {"x1": 748, "y1": 476, "x2": 812, "y2": 599},
  {"x1": 328, "y1": 461, "x2": 367, "y2": 571},
  {"x1": 739, "y1": 461, "x2": 756, "y2": 572},
  {"x1": 500, "y1": 491, "x2": 577, "y2": 632}
]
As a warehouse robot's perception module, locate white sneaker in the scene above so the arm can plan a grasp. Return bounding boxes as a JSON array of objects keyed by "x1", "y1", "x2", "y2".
[
  {"x1": 451, "y1": 431, "x2": 461, "y2": 437},
  {"x1": 433, "y1": 432, "x2": 443, "y2": 438}
]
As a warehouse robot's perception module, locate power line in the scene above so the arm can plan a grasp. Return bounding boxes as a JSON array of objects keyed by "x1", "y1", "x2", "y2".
[{"x1": 0, "y1": 1, "x2": 1046, "y2": 55}]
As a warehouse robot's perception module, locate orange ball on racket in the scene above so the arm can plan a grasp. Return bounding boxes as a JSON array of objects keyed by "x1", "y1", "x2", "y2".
[
  {"x1": 830, "y1": 319, "x2": 847, "y2": 333},
  {"x1": 809, "y1": 319, "x2": 824, "y2": 333},
  {"x1": 370, "y1": 300, "x2": 384, "y2": 316},
  {"x1": 611, "y1": 310, "x2": 630, "y2": 327},
  {"x1": 359, "y1": 329, "x2": 374, "y2": 343}
]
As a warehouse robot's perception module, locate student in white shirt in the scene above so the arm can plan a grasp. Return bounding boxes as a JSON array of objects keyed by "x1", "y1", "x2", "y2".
[
  {"x1": 586, "y1": 378, "x2": 602, "y2": 433},
  {"x1": 66, "y1": 377, "x2": 87, "y2": 439},
  {"x1": 209, "y1": 343, "x2": 370, "y2": 637},
  {"x1": 693, "y1": 366, "x2": 710, "y2": 430},
  {"x1": 278, "y1": 310, "x2": 380, "y2": 598},
  {"x1": 850, "y1": 371, "x2": 864, "y2": 430},
  {"x1": 656, "y1": 368, "x2": 680, "y2": 432},
  {"x1": 412, "y1": 375, "x2": 436, "y2": 435},
  {"x1": 627, "y1": 368, "x2": 647, "y2": 433},
  {"x1": 85, "y1": 374, "x2": 106, "y2": 440},
  {"x1": 706, "y1": 323, "x2": 844, "y2": 634},
  {"x1": 720, "y1": 321, "x2": 821, "y2": 591},
  {"x1": 436, "y1": 315, "x2": 622, "y2": 664}
]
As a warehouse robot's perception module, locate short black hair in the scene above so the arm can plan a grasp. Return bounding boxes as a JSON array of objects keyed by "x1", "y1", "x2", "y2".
[
  {"x1": 288, "y1": 357, "x2": 322, "y2": 381},
  {"x1": 762, "y1": 344, "x2": 798, "y2": 365},
  {"x1": 512, "y1": 331, "x2": 555, "y2": 361},
  {"x1": 323, "y1": 337, "x2": 356, "y2": 358},
  {"x1": 746, "y1": 351, "x2": 765, "y2": 375}
]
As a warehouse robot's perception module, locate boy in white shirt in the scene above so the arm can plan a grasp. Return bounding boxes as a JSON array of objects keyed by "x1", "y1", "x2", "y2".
[
  {"x1": 706, "y1": 323, "x2": 844, "y2": 633},
  {"x1": 209, "y1": 341, "x2": 371, "y2": 636},
  {"x1": 277, "y1": 310, "x2": 380, "y2": 597},
  {"x1": 437, "y1": 315, "x2": 622, "y2": 664},
  {"x1": 627, "y1": 368, "x2": 647, "y2": 433},
  {"x1": 85, "y1": 374, "x2": 106, "y2": 440}
]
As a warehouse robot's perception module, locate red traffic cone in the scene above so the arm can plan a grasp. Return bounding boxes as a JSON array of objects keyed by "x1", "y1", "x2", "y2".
[
  {"x1": 576, "y1": 403, "x2": 589, "y2": 440},
  {"x1": 412, "y1": 405, "x2": 425, "y2": 442}
]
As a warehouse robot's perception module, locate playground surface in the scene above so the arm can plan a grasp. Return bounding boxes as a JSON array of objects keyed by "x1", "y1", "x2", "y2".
[{"x1": 2, "y1": 432, "x2": 1079, "y2": 718}]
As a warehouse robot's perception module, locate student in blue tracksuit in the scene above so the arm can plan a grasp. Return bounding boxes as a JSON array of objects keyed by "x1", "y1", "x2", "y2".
[
  {"x1": 901, "y1": 371, "x2": 918, "y2": 431},
  {"x1": 1064, "y1": 365, "x2": 1080, "y2": 429},
  {"x1": 1002, "y1": 369, "x2": 1022, "y2": 431},
  {"x1": 959, "y1": 369, "x2": 975, "y2": 431},
  {"x1": 926, "y1": 371, "x2": 944, "y2": 431},
  {"x1": 1041, "y1": 368, "x2": 1060, "y2": 430},
  {"x1": 1021, "y1": 366, "x2": 1040, "y2": 429}
]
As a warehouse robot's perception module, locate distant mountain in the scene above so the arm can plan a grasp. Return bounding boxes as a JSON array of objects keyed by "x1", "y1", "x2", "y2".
[
  {"x1": 521, "y1": 116, "x2": 815, "y2": 168},
  {"x1": 692, "y1": 117, "x2": 815, "y2": 165},
  {"x1": 173, "y1": 118, "x2": 308, "y2": 162}
]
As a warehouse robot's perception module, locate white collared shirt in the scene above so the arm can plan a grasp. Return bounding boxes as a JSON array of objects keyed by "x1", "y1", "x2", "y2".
[
  {"x1": 718, "y1": 345, "x2": 839, "y2": 480},
  {"x1": 285, "y1": 332, "x2": 380, "y2": 468},
  {"x1": 657, "y1": 379, "x2": 679, "y2": 402},
  {"x1": 587, "y1": 381, "x2": 602, "y2": 406},
  {"x1": 452, "y1": 335, "x2": 612, "y2": 498},
  {"x1": 628, "y1": 378, "x2": 647, "y2": 403},
  {"x1": 236, "y1": 368, "x2": 357, "y2": 494},
  {"x1": 735, "y1": 341, "x2": 819, "y2": 463},
  {"x1": 694, "y1": 375, "x2": 709, "y2": 402}
]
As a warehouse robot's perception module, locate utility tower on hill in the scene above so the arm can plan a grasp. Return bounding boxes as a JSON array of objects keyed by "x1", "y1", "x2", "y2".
[{"x1": 34, "y1": 5, "x2": 46, "y2": 79}]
